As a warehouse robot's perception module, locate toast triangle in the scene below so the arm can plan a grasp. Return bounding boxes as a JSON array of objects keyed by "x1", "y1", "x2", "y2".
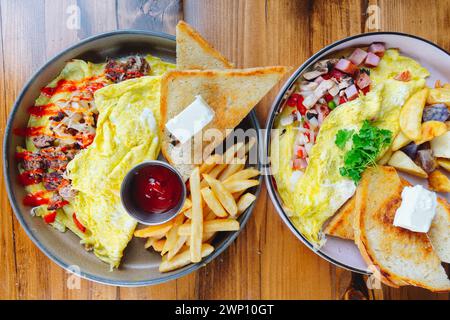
[
  {"x1": 160, "y1": 67, "x2": 289, "y2": 180},
  {"x1": 176, "y1": 20, "x2": 234, "y2": 70}
]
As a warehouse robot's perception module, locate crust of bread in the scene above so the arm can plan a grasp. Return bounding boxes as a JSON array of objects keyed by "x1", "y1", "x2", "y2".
[
  {"x1": 176, "y1": 21, "x2": 234, "y2": 70},
  {"x1": 354, "y1": 166, "x2": 450, "y2": 292},
  {"x1": 428, "y1": 197, "x2": 450, "y2": 264}
]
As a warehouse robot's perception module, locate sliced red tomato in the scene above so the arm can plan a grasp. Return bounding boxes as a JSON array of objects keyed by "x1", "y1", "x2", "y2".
[
  {"x1": 73, "y1": 213, "x2": 86, "y2": 233},
  {"x1": 43, "y1": 211, "x2": 57, "y2": 224}
]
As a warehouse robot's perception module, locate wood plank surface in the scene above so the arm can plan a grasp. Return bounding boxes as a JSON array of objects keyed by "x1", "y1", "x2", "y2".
[{"x1": 0, "y1": 0, "x2": 448, "y2": 300}]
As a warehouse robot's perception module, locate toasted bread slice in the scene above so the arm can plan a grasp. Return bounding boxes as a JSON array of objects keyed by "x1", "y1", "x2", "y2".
[
  {"x1": 176, "y1": 21, "x2": 234, "y2": 70},
  {"x1": 324, "y1": 197, "x2": 356, "y2": 240},
  {"x1": 354, "y1": 166, "x2": 450, "y2": 292},
  {"x1": 428, "y1": 198, "x2": 450, "y2": 264},
  {"x1": 160, "y1": 67, "x2": 288, "y2": 180}
]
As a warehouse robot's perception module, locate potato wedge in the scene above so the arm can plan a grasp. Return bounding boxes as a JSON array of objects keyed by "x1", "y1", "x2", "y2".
[
  {"x1": 430, "y1": 131, "x2": 450, "y2": 158},
  {"x1": 201, "y1": 187, "x2": 228, "y2": 217},
  {"x1": 399, "y1": 88, "x2": 429, "y2": 140},
  {"x1": 178, "y1": 219, "x2": 240, "y2": 236},
  {"x1": 391, "y1": 131, "x2": 411, "y2": 151},
  {"x1": 388, "y1": 150, "x2": 428, "y2": 178},
  {"x1": 159, "y1": 244, "x2": 214, "y2": 273},
  {"x1": 223, "y1": 179, "x2": 260, "y2": 193},
  {"x1": 203, "y1": 174, "x2": 238, "y2": 216},
  {"x1": 189, "y1": 167, "x2": 203, "y2": 263},
  {"x1": 414, "y1": 121, "x2": 447, "y2": 145},
  {"x1": 428, "y1": 170, "x2": 450, "y2": 192},
  {"x1": 427, "y1": 87, "x2": 450, "y2": 107},
  {"x1": 237, "y1": 193, "x2": 257, "y2": 215},
  {"x1": 437, "y1": 158, "x2": 450, "y2": 172},
  {"x1": 377, "y1": 148, "x2": 393, "y2": 165}
]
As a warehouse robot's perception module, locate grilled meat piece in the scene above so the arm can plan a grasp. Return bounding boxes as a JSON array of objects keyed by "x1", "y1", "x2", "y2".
[
  {"x1": 43, "y1": 171, "x2": 63, "y2": 191},
  {"x1": 58, "y1": 185, "x2": 77, "y2": 199},
  {"x1": 32, "y1": 135, "x2": 55, "y2": 148},
  {"x1": 22, "y1": 153, "x2": 45, "y2": 171},
  {"x1": 105, "y1": 56, "x2": 151, "y2": 83}
]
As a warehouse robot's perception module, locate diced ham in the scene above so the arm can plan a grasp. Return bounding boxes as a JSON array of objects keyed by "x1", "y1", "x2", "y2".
[
  {"x1": 348, "y1": 48, "x2": 368, "y2": 66},
  {"x1": 345, "y1": 84, "x2": 359, "y2": 101},
  {"x1": 368, "y1": 42, "x2": 385, "y2": 57},
  {"x1": 356, "y1": 72, "x2": 371, "y2": 89},
  {"x1": 365, "y1": 52, "x2": 380, "y2": 67},
  {"x1": 334, "y1": 59, "x2": 358, "y2": 75}
]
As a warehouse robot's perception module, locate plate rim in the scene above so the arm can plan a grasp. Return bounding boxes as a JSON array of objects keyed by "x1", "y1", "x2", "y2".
[
  {"x1": 3, "y1": 29, "x2": 262, "y2": 287},
  {"x1": 263, "y1": 31, "x2": 450, "y2": 275}
]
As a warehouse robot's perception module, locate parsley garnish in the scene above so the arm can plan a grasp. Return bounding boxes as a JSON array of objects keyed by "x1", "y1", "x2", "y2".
[
  {"x1": 335, "y1": 129, "x2": 355, "y2": 150},
  {"x1": 335, "y1": 120, "x2": 392, "y2": 183}
]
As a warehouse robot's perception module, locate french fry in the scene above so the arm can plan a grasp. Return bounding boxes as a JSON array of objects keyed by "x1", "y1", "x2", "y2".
[
  {"x1": 189, "y1": 167, "x2": 203, "y2": 263},
  {"x1": 167, "y1": 235, "x2": 188, "y2": 260},
  {"x1": 178, "y1": 219, "x2": 240, "y2": 236},
  {"x1": 223, "y1": 168, "x2": 260, "y2": 183},
  {"x1": 201, "y1": 164, "x2": 227, "y2": 188},
  {"x1": 203, "y1": 174, "x2": 238, "y2": 216},
  {"x1": 134, "y1": 220, "x2": 173, "y2": 238},
  {"x1": 161, "y1": 214, "x2": 185, "y2": 255},
  {"x1": 237, "y1": 193, "x2": 257, "y2": 214},
  {"x1": 223, "y1": 179, "x2": 259, "y2": 193},
  {"x1": 160, "y1": 244, "x2": 214, "y2": 273},
  {"x1": 180, "y1": 198, "x2": 192, "y2": 213},
  {"x1": 223, "y1": 142, "x2": 245, "y2": 164},
  {"x1": 218, "y1": 157, "x2": 246, "y2": 181},
  {"x1": 145, "y1": 238, "x2": 166, "y2": 252},
  {"x1": 201, "y1": 187, "x2": 228, "y2": 217},
  {"x1": 184, "y1": 208, "x2": 192, "y2": 219},
  {"x1": 199, "y1": 154, "x2": 222, "y2": 174}
]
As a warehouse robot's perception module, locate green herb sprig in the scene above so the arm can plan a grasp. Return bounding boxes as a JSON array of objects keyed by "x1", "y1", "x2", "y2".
[{"x1": 334, "y1": 120, "x2": 392, "y2": 183}]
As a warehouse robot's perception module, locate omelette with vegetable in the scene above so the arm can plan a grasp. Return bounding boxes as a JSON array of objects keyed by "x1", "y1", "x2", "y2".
[
  {"x1": 271, "y1": 44, "x2": 430, "y2": 246},
  {"x1": 15, "y1": 55, "x2": 175, "y2": 268}
]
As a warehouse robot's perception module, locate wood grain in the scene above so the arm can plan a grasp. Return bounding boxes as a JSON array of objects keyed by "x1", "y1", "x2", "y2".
[{"x1": 0, "y1": 0, "x2": 449, "y2": 300}]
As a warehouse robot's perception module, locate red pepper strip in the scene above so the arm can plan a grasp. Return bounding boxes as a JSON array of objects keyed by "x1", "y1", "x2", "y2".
[
  {"x1": 43, "y1": 211, "x2": 57, "y2": 224},
  {"x1": 73, "y1": 213, "x2": 86, "y2": 233}
]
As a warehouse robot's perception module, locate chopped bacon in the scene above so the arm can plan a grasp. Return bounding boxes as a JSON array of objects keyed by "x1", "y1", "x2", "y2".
[
  {"x1": 365, "y1": 52, "x2": 381, "y2": 67},
  {"x1": 368, "y1": 42, "x2": 385, "y2": 57},
  {"x1": 348, "y1": 48, "x2": 368, "y2": 66},
  {"x1": 394, "y1": 70, "x2": 412, "y2": 82},
  {"x1": 335, "y1": 59, "x2": 358, "y2": 75}
]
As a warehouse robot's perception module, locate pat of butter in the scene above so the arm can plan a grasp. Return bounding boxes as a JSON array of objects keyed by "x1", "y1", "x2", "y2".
[
  {"x1": 393, "y1": 185, "x2": 437, "y2": 233},
  {"x1": 165, "y1": 95, "x2": 215, "y2": 144}
]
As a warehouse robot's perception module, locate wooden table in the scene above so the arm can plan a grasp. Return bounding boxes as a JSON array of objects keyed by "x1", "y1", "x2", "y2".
[{"x1": 0, "y1": 0, "x2": 449, "y2": 300}]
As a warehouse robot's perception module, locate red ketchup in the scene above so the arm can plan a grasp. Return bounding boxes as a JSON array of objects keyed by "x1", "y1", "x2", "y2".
[{"x1": 130, "y1": 166, "x2": 182, "y2": 214}]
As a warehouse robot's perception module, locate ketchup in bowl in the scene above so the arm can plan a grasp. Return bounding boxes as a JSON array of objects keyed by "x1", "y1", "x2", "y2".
[
  {"x1": 131, "y1": 165, "x2": 183, "y2": 214},
  {"x1": 121, "y1": 161, "x2": 186, "y2": 225}
]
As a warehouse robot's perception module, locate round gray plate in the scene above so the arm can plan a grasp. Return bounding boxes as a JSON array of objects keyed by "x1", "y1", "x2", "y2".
[{"x1": 3, "y1": 30, "x2": 262, "y2": 286}]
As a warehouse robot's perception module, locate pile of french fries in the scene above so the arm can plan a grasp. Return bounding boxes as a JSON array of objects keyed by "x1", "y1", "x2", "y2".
[{"x1": 134, "y1": 139, "x2": 259, "y2": 272}]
